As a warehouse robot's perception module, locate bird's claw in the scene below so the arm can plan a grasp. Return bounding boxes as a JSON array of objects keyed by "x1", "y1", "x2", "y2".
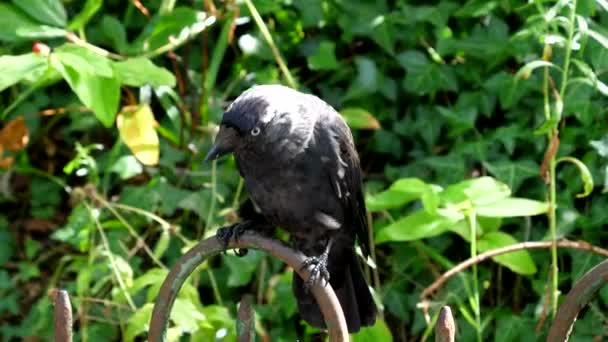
[
  {"x1": 216, "y1": 221, "x2": 253, "y2": 257},
  {"x1": 300, "y1": 254, "x2": 330, "y2": 292}
]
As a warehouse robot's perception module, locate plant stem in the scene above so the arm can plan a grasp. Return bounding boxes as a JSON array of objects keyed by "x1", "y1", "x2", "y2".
[
  {"x1": 467, "y1": 209, "x2": 482, "y2": 342},
  {"x1": 547, "y1": 0, "x2": 577, "y2": 318},
  {"x1": 243, "y1": 0, "x2": 297, "y2": 89},
  {"x1": 85, "y1": 202, "x2": 137, "y2": 311},
  {"x1": 549, "y1": 157, "x2": 559, "y2": 317}
]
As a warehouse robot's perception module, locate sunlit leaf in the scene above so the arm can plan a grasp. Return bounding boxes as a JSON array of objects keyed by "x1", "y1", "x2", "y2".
[
  {"x1": 307, "y1": 41, "x2": 339, "y2": 70},
  {"x1": 50, "y1": 49, "x2": 120, "y2": 127},
  {"x1": 477, "y1": 232, "x2": 537, "y2": 275},
  {"x1": 366, "y1": 178, "x2": 435, "y2": 212},
  {"x1": 340, "y1": 107, "x2": 381, "y2": 130},
  {"x1": 116, "y1": 105, "x2": 160, "y2": 166},
  {"x1": 124, "y1": 303, "x2": 153, "y2": 342},
  {"x1": 353, "y1": 318, "x2": 393, "y2": 341},
  {"x1": 440, "y1": 176, "x2": 511, "y2": 207},
  {"x1": 376, "y1": 210, "x2": 459, "y2": 243},
  {"x1": 0, "y1": 53, "x2": 48, "y2": 92},
  {"x1": 476, "y1": 198, "x2": 548, "y2": 217},
  {"x1": 112, "y1": 58, "x2": 176, "y2": 87}
]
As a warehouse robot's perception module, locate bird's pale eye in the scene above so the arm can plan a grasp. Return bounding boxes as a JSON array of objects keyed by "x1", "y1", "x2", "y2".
[{"x1": 251, "y1": 126, "x2": 261, "y2": 136}]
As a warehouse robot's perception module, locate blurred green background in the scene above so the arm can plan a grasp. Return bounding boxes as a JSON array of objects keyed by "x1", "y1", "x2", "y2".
[{"x1": 0, "y1": 0, "x2": 607, "y2": 341}]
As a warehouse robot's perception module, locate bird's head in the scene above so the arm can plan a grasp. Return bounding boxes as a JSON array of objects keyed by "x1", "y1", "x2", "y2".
[{"x1": 205, "y1": 84, "x2": 317, "y2": 162}]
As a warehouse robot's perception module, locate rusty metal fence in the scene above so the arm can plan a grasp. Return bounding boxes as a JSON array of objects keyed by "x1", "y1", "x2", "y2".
[{"x1": 51, "y1": 233, "x2": 608, "y2": 342}]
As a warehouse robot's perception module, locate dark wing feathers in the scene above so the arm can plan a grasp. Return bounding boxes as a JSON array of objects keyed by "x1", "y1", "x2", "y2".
[{"x1": 316, "y1": 113, "x2": 371, "y2": 257}]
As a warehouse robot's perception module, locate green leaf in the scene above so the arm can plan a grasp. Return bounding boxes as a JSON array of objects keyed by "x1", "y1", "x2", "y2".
[
  {"x1": 352, "y1": 319, "x2": 393, "y2": 341},
  {"x1": 477, "y1": 232, "x2": 537, "y2": 275},
  {"x1": 68, "y1": 0, "x2": 102, "y2": 31},
  {"x1": 0, "y1": 53, "x2": 48, "y2": 92},
  {"x1": 130, "y1": 7, "x2": 215, "y2": 54},
  {"x1": 53, "y1": 44, "x2": 114, "y2": 77},
  {"x1": 339, "y1": 107, "x2": 381, "y2": 130},
  {"x1": 0, "y1": 3, "x2": 58, "y2": 42},
  {"x1": 12, "y1": 0, "x2": 67, "y2": 27},
  {"x1": 366, "y1": 178, "x2": 434, "y2": 212},
  {"x1": 454, "y1": 0, "x2": 498, "y2": 17},
  {"x1": 171, "y1": 298, "x2": 207, "y2": 333},
  {"x1": 15, "y1": 25, "x2": 66, "y2": 40},
  {"x1": 109, "y1": 155, "x2": 143, "y2": 179},
  {"x1": 590, "y1": 134, "x2": 608, "y2": 157},
  {"x1": 307, "y1": 41, "x2": 339, "y2": 70},
  {"x1": 101, "y1": 15, "x2": 128, "y2": 53},
  {"x1": 224, "y1": 251, "x2": 264, "y2": 287},
  {"x1": 557, "y1": 156, "x2": 594, "y2": 198},
  {"x1": 50, "y1": 50, "x2": 120, "y2": 127},
  {"x1": 344, "y1": 57, "x2": 379, "y2": 100},
  {"x1": 124, "y1": 303, "x2": 153, "y2": 342},
  {"x1": 376, "y1": 210, "x2": 459, "y2": 243},
  {"x1": 476, "y1": 198, "x2": 548, "y2": 217},
  {"x1": 397, "y1": 50, "x2": 457, "y2": 94},
  {"x1": 0, "y1": 217, "x2": 15, "y2": 264},
  {"x1": 440, "y1": 176, "x2": 511, "y2": 207},
  {"x1": 112, "y1": 58, "x2": 176, "y2": 87}
]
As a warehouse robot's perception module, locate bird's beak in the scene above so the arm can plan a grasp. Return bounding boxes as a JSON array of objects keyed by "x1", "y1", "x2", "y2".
[{"x1": 204, "y1": 125, "x2": 239, "y2": 162}]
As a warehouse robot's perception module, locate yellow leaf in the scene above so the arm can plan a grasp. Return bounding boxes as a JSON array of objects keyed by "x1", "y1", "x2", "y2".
[{"x1": 116, "y1": 104, "x2": 159, "y2": 166}]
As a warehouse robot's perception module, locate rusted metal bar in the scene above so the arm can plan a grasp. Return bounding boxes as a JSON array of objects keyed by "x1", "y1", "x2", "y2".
[
  {"x1": 51, "y1": 288, "x2": 73, "y2": 342},
  {"x1": 148, "y1": 231, "x2": 348, "y2": 342},
  {"x1": 237, "y1": 294, "x2": 254, "y2": 342},
  {"x1": 547, "y1": 259, "x2": 608, "y2": 341},
  {"x1": 435, "y1": 306, "x2": 456, "y2": 342}
]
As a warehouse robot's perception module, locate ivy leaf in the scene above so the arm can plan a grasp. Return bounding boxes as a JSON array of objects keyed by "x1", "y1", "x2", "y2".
[{"x1": 307, "y1": 41, "x2": 339, "y2": 70}]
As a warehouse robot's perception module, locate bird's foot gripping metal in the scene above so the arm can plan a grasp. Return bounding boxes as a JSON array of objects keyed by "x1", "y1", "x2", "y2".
[
  {"x1": 216, "y1": 221, "x2": 254, "y2": 257},
  {"x1": 300, "y1": 237, "x2": 334, "y2": 291}
]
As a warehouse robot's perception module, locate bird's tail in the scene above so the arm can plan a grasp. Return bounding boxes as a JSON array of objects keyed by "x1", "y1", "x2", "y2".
[{"x1": 293, "y1": 251, "x2": 377, "y2": 333}]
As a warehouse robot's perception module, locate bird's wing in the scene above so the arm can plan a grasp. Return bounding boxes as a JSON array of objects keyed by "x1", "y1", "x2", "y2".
[{"x1": 315, "y1": 110, "x2": 371, "y2": 257}]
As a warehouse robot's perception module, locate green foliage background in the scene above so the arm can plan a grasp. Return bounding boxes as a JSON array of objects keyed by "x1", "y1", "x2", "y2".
[{"x1": 0, "y1": 0, "x2": 607, "y2": 341}]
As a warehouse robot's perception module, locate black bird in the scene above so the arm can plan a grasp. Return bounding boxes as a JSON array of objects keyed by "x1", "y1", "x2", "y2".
[{"x1": 205, "y1": 84, "x2": 377, "y2": 332}]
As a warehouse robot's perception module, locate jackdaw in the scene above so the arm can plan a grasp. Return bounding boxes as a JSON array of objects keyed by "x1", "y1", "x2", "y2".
[{"x1": 205, "y1": 84, "x2": 377, "y2": 332}]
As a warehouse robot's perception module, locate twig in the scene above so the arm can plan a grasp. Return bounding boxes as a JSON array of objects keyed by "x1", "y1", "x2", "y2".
[
  {"x1": 65, "y1": 32, "x2": 124, "y2": 60},
  {"x1": 131, "y1": 0, "x2": 150, "y2": 17},
  {"x1": 85, "y1": 202, "x2": 137, "y2": 311},
  {"x1": 547, "y1": 259, "x2": 608, "y2": 341},
  {"x1": 420, "y1": 239, "x2": 608, "y2": 302},
  {"x1": 243, "y1": 0, "x2": 297, "y2": 89},
  {"x1": 148, "y1": 230, "x2": 348, "y2": 342}
]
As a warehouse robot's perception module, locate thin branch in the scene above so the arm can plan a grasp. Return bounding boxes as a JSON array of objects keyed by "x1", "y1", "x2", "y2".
[
  {"x1": 420, "y1": 239, "x2": 608, "y2": 301},
  {"x1": 243, "y1": 0, "x2": 297, "y2": 89},
  {"x1": 148, "y1": 230, "x2": 348, "y2": 342}
]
